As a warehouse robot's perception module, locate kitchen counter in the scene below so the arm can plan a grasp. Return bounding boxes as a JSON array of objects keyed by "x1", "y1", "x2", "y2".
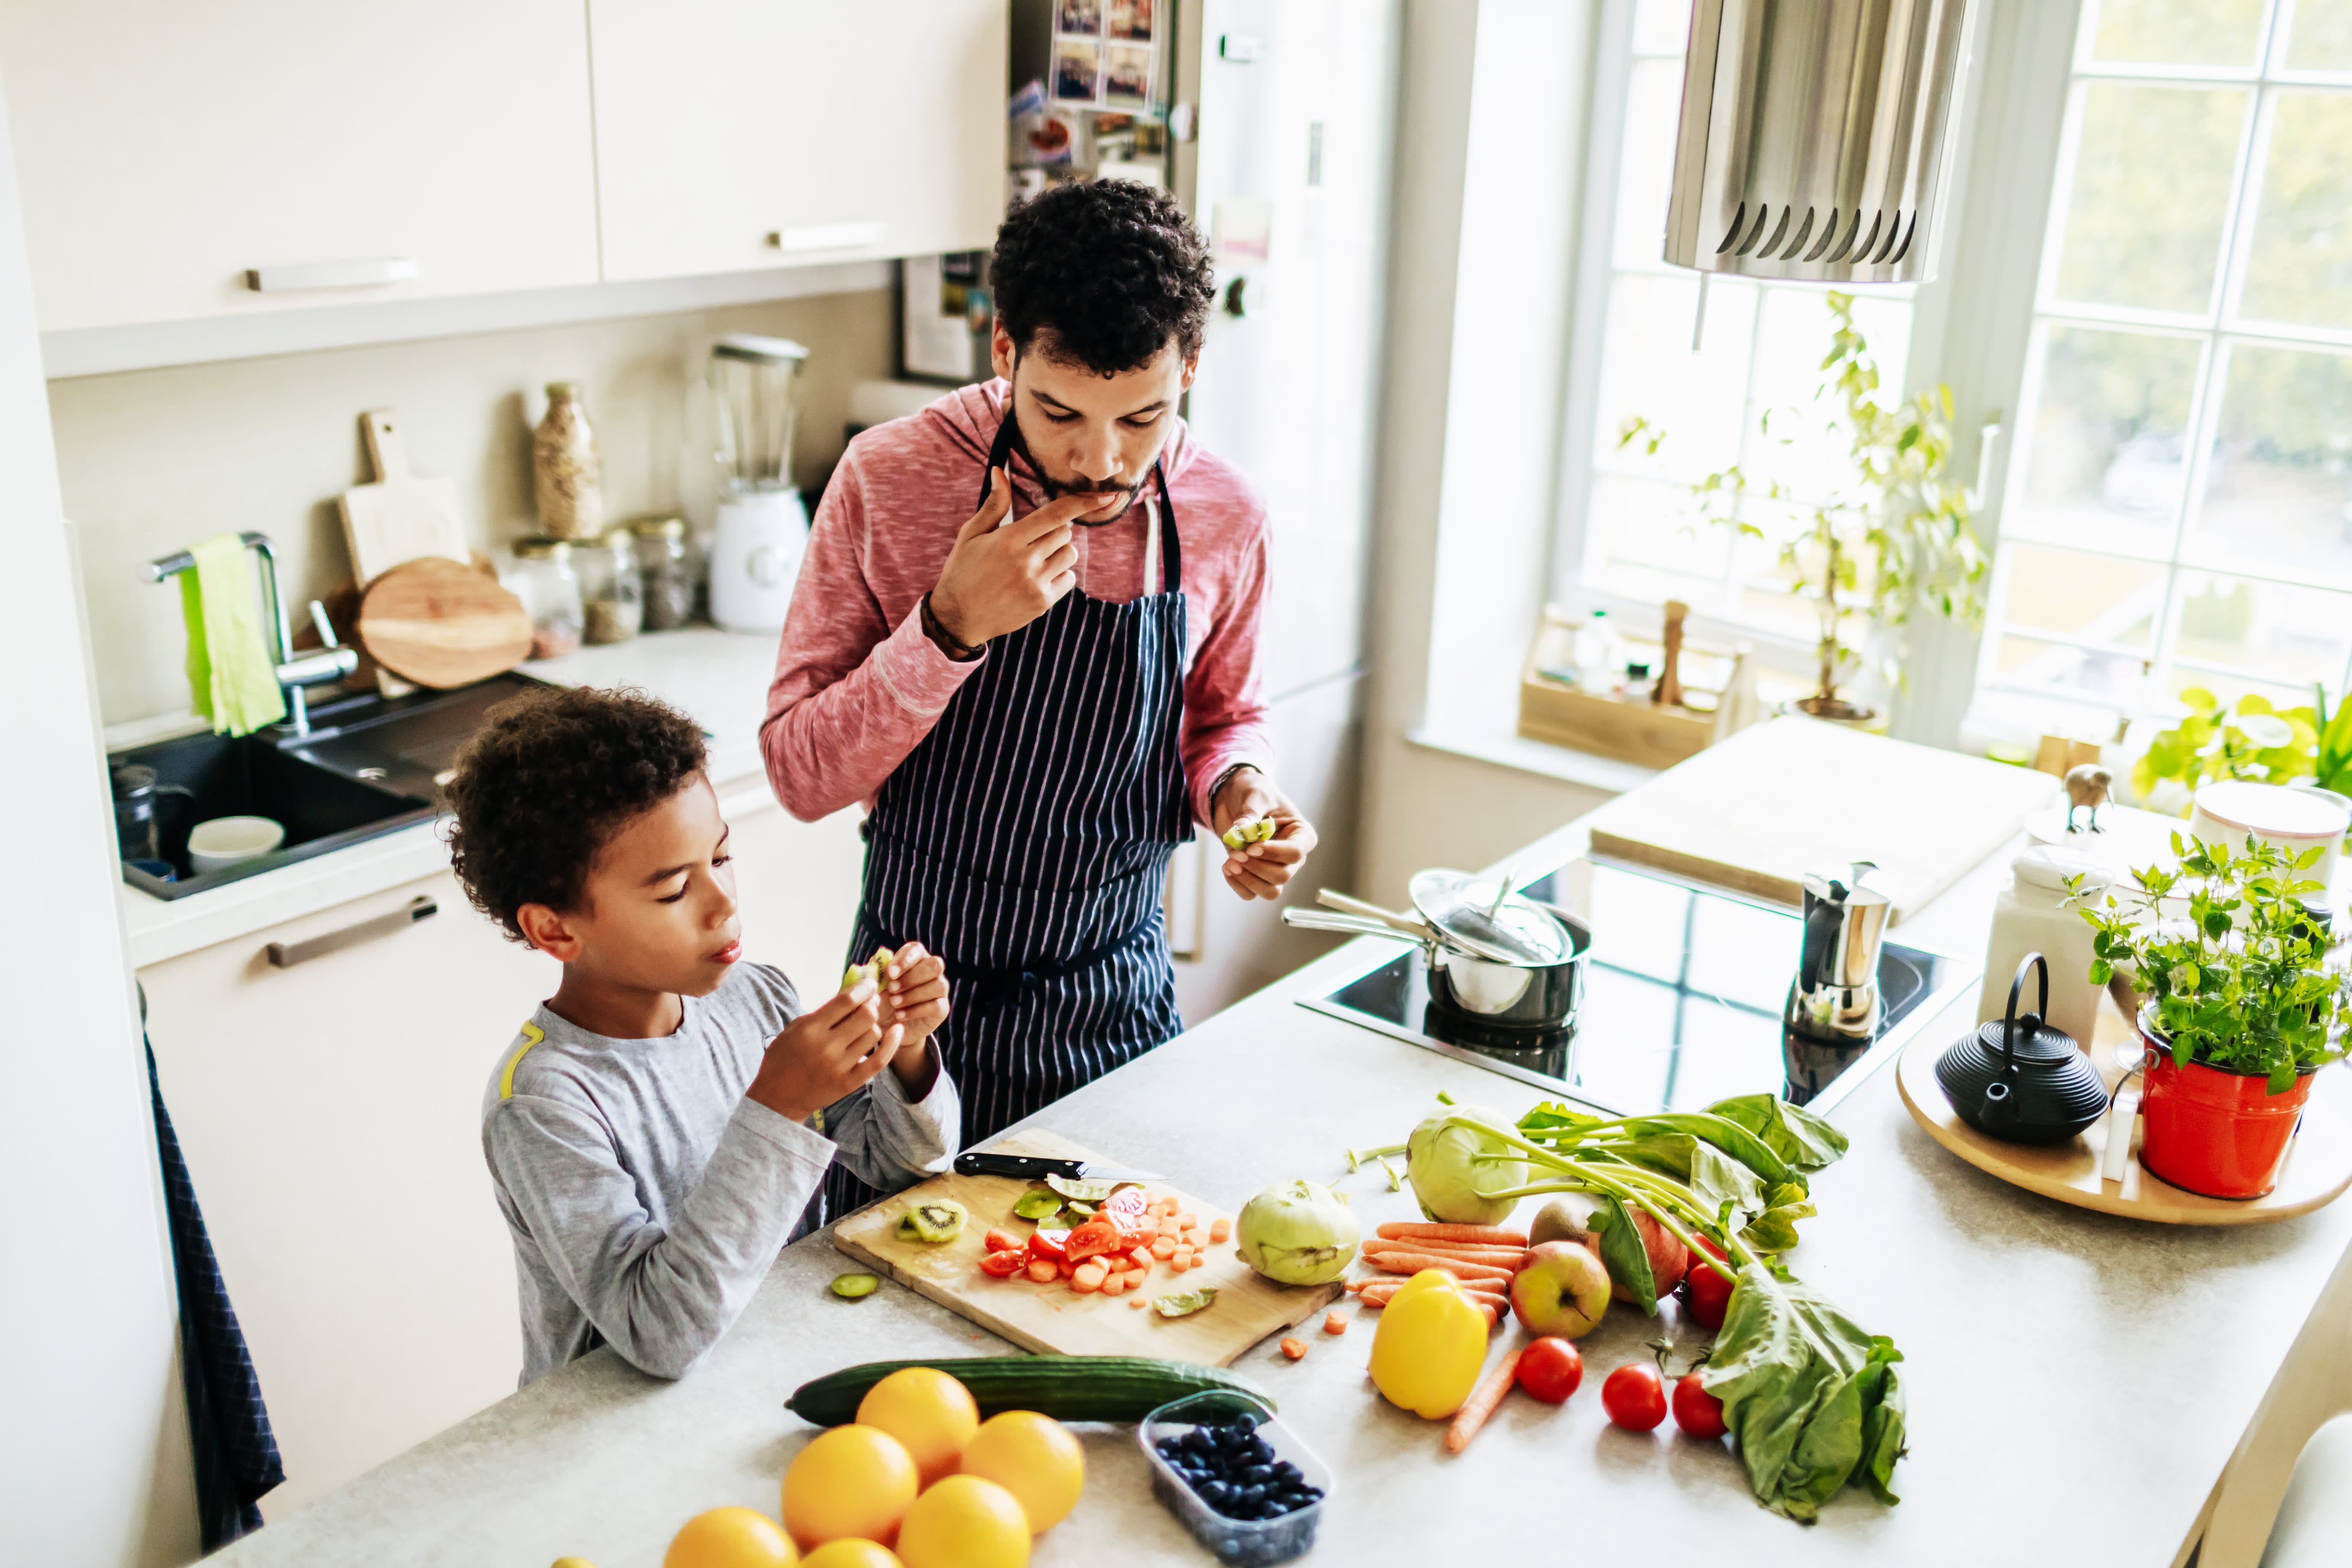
[
  {"x1": 209, "y1": 810, "x2": 2352, "y2": 1568},
  {"x1": 114, "y1": 628, "x2": 785, "y2": 968}
]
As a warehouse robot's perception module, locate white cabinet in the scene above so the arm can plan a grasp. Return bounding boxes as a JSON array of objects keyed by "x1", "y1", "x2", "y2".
[
  {"x1": 0, "y1": 0, "x2": 601, "y2": 332},
  {"x1": 588, "y1": 0, "x2": 1007, "y2": 282},
  {"x1": 139, "y1": 868, "x2": 555, "y2": 1516}
]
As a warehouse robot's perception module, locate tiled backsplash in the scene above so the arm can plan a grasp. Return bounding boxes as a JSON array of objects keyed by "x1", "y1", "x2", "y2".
[{"x1": 52, "y1": 286, "x2": 894, "y2": 727}]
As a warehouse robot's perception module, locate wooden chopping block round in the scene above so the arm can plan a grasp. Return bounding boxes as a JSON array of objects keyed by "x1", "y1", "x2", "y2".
[{"x1": 357, "y1": 556, "x2": 534, "y2": 689}]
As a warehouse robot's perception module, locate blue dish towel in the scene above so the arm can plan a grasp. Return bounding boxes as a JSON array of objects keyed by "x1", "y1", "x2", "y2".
[{"x1": 146, "y1": 1036, "x2": 284, "y2": 1548}]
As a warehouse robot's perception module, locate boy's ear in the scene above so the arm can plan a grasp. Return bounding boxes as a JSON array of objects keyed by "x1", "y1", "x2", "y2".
[{"x1": 514, "y1": 902, "x2": 582, "y2": 962}]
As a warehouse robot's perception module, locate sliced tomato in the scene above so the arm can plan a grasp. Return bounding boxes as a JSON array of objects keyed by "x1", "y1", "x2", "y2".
[
  {"x1": 1065, "y1": 1219, "x2": 1122, "y2": 1261},
  {"x1": 978, "y1": 1250, "x2": 1026, "y2": 1277},
  {"x1": 983, "y1": 1228, "x2": 1020, "y2": 1254},
  {"x1": 1104, "y1": 1186, "x2": 1150, "y2": 1215},
  {"x1": 1027, "y1": 1228, "x2": 1071, "y2": 1263}
]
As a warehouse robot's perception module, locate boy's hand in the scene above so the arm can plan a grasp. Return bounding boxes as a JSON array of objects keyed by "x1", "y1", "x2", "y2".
[
  {"x1": 881, "y1": 942, "x2": 949, "y2": 1100},
  {"x1": 746, "y1": 976, "x2": 905, "y2": 1125}
]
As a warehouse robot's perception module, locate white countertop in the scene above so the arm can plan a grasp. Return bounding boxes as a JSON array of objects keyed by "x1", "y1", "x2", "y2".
[{"x1": 117, "y1": 628, "x2": 785, "y2": 968}]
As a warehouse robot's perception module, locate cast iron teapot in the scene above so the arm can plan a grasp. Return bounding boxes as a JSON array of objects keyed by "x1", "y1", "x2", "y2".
[{"x1": 1935, "y1": 953, "x2": 2110, "y2": 1146}]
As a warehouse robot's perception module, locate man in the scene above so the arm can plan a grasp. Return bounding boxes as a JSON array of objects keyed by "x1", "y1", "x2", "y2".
[{"x1": 761, "y1": 180, "x2": 1313, "y2": 1167}]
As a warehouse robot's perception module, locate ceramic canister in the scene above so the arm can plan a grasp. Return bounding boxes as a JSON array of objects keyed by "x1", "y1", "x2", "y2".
[{"x1": 2187, "y1": 780, "x2": 2349, "y2": 895}]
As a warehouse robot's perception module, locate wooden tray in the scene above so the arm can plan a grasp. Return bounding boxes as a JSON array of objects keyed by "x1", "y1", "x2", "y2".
[
  {"x1": 1895, "y1": 1031, "x2": 2352, "y2": 1225},
  {"x1": 833, "y1": 1130, "x2": 1340, "y2": 1363}
]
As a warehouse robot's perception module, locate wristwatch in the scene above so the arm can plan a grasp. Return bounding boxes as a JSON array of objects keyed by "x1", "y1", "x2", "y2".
[{"x1": 920, "y1": 592, "x2": 984, "y2": 662}]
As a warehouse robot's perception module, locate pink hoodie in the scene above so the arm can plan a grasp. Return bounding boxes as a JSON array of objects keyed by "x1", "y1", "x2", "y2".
[{"x1": 760, "y1": 380, "x2": 1273, "y2": 828}]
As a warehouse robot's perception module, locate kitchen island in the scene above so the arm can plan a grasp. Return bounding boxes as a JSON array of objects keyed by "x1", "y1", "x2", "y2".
[{"x1": 210, "y1": 808, "x2": 2352, "y2": 1568}]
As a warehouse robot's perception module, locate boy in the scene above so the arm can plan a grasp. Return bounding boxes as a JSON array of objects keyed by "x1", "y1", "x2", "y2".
[{"x1": 446, "y1": 686, "x2": 958, "y2": 1385}]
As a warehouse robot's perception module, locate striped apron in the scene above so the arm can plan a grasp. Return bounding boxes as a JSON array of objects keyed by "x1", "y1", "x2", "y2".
[{"x1": 823, "y1": 410, "x2": 1191, "y2": 1217}]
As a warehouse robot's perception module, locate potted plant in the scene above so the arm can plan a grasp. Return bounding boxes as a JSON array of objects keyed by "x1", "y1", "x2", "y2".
[
  {"x1": 2129, "y1": 683, "x2": 2352, "y2": 818},
  {"x1": 2074, "y1": 836, "x2": 2351, "y2": 1199},
  {"x1": 1619, "y1": 293, "x2": 1989, "y2": 725}
]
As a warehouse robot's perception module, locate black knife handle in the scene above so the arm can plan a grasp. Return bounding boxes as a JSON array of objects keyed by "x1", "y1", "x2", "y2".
[{"x1": 954, "y1": 1152, "x2": 1082, "y2": 1180}]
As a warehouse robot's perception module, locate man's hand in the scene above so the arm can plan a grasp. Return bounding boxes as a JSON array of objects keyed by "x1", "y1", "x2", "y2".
[
  {"x1": 1211, "y1": 767, "x2": 1315, "y2": 902},
  {"x1": 745, "y1": 976, "x2": 904, "y2": 1125},
  {"x1": 879, "y1": 941, "x2": 949, "y2": 1099},
  {"x1": 928, "y1": 467, "x2": 1111, "y2": 648}
]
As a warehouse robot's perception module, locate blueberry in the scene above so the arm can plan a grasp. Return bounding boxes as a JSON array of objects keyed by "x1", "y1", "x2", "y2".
[
  {"x1": 1271, "y1": 1460, "x2": 1302, "y2": 1485},
  {"x1": 1248, "y1": 1435, "x2": 1276, "y2": 1463}
]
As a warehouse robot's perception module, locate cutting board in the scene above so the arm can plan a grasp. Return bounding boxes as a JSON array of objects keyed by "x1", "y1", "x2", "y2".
[
  {"x1": 1585, "y1": 715, "x2": 2060, "y2": 922},
  {"x1": 356, "y1": 556, "x2": 534, "y2": 689},
  {"x1": 833, "y1": 1130, "x2": 1341, "y2": 1364},
  {"x1": 337, "y1": 408, "x2": 470, "y2": 588}
]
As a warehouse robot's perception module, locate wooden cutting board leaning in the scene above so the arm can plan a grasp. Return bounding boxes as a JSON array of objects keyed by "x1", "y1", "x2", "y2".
[
  {"x1": 356, "y1": 557, "x2": 534, "y2": 690},
  {"x1": 1585, "y1": 715, "x2": 2062, "y2": 922},
  {"x1": 833, "y1": 1129, "x2": 1342, "y2": 1364},
  {"x1": 337, "y1": 408, "x2": 470, "y2": 588}
]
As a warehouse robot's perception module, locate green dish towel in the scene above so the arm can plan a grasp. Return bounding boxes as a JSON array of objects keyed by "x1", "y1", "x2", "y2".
[{"x1": 180, "y1": 534, "x2": 285, "y2": 736}]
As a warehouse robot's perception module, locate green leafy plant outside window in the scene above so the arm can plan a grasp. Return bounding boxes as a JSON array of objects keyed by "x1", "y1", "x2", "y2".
[{"x1": 2130, "y1": 685, "x2": 2352, "y2": 815}]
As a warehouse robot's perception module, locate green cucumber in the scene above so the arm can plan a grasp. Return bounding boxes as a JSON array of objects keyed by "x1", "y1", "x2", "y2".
[{"x1": 786, "y1": 1355, "x2": 1275, "y2": 1427}]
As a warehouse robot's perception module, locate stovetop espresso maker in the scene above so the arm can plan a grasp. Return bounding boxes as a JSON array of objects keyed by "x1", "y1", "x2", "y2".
[{"x1": 1785, "y1": 861, "x2": 1895, "y2": 1043}]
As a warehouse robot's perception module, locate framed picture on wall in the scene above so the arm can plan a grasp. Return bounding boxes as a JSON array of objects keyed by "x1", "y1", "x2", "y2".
[
  {"x1": 1107, "y1": 0, "x2": 1156, "y2": 42},
  {"x1": 1103, "y1": 43, "x2": 1155, "y2": 109},
  {"x1": 1052, "y1": 36, "x2": 1103, "y2": 105},
  {"x1": 1055, "y1": 0, "x2": 1102, "y2": 37}
]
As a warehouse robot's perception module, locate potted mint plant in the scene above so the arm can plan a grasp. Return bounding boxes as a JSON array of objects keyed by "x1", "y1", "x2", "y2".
[{"x1": 2074, "y1": 836, "x2": 2350, "y2": 1199}]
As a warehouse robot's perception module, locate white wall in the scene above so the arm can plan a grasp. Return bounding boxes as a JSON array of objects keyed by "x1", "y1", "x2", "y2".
[
  {"x1": 1358, "y1": 0, "x2": 1613, "y2": 903},
  {"x1": 50, "y1": 287, "x2": 895, "y2": 728},
  {"x1": 0, "y1": 72, "x2": 201, "y2": 1568}
]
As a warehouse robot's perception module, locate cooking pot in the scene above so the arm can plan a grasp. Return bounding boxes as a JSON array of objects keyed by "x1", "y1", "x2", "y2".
[{"x1": 1282, "y1": 901, "x2": 1590, "y2": 1030}]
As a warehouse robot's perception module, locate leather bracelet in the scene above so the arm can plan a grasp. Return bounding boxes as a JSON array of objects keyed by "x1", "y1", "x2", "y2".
[
  {"x1": 919, "y1": 592, "x2": 985, "y2": 662},
  {"x1": 1208, "y1": 763, "x2": 1259, "y2": 816}
]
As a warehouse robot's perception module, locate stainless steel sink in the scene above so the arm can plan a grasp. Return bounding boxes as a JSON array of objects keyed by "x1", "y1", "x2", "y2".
[{"x1": 112, "y1": 672, "x2": 550, "y2": 900}]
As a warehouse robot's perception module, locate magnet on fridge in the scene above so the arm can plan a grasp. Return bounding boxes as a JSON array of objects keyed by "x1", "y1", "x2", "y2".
[{"x1": 1212, "y1": 199, "x2": 1273, "y2": 264}]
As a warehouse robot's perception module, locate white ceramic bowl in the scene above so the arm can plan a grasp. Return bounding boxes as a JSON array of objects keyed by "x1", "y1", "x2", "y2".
[{"x1": 187, "y1": 814, "x2": 285, "y2": 875}]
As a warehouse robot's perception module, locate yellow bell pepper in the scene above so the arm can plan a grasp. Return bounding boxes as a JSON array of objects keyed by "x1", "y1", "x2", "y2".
[{"x1": 1368, "y1": 1269, "x2": 1489, "y2": 1419}]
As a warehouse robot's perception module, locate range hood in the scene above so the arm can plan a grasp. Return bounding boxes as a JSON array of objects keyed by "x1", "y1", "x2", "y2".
[{"x1": 1663, "y1": 0, "x2": 1972, "y2": 285}]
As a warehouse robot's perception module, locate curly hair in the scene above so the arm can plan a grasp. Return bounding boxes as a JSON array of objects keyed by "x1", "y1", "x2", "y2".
[
  {"x1": 443, "y1": 685, "x2": 708, "y2": 943},
  {"x1": 991, "y1": 179, "x2": 1215, "y2": 374}
]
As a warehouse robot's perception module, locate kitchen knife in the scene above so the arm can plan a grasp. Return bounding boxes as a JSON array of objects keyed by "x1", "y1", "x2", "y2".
[{"x1": 953, "y1": 1152, "x2": 1165, "y2": 1183}]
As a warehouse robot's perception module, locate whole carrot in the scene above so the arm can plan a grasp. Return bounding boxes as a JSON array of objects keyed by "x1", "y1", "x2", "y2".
[
  {"x1": 1364, "y1": 1251, "x2": 1515, "y2": 1285},
  {"x1": 1377, "y1": 1223, "x2": 1529, "y2": 1246},
  {"x1": 1445, "y1": 1347, "x2": 1526, "y2": 1453},
  {"x1": 1362, "y1": 1239, "x2": 1525, "y2": 1267},
  {"x1": 1353, "y1": 1279, "x2": 1510, "y2": 1311}
]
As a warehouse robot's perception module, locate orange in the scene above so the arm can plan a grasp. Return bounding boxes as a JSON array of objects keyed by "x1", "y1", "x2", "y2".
[
  {"x1": 798, "y1": 1543, "x2": 901, "y2": 1568},
  {"x1": 663, "y1": 1506, "x2": 796, "y2": 1567},
  {"x1": 957, "y1": 1412, "x2": 1083, "y2": 1532},
  {"x1": 894, "y1": 1475, "x2": 1030, "y2": 1568},
  {"x1": 783, "y1": 1425, "x2": 919, "y2": 1550},
  {"x1": 854, "y1": 1368, "x2": 981, "y2": 1487}
]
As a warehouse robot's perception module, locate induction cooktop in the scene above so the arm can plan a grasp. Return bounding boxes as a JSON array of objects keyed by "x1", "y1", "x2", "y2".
[{"x1": 1300, "y1": 857, "x2": 1975, "y2": 1119}]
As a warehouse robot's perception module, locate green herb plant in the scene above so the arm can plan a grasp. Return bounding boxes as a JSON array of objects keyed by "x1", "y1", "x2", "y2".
[
  {"x1": 2127, "y1": 686, "x2": 2352, "y2": 813},
  {"x1": 2072, "y1": 835, "x2": 2352, "y2": 1094},
  {"x1": 1619, "y1": 292, "x2": 1988, "y2": 719}
]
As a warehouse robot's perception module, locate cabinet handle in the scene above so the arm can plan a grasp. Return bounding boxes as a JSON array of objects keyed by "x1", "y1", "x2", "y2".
[
  {"x1": 266, "y1": 896, "x2": 436, "y2": 968},
  {"x1": 766, "y1": 221, "x2": 886, "y2": 255},
  {"x1": 243, "y1": 257, "x2": 420, "y2": 292}
]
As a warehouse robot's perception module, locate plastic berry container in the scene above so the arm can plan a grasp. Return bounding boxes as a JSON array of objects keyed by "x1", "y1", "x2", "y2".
[{"x1": 1138, "y1": 1390, "x2": 1336, "y2": 1567}]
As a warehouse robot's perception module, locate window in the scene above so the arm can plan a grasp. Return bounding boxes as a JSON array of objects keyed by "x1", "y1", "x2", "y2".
[
  {"x1": 1979, "y1": 0, "x2": 2352, "y2": 723},
  {"x1": 1559, "y1": 0, "x2": 1921, "y2": 656}
]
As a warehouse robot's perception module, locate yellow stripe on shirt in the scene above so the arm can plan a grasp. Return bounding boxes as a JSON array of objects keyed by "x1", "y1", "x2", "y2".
[{"x1": 499, "y1": 1021, "x2": 545, "y2": 1100}]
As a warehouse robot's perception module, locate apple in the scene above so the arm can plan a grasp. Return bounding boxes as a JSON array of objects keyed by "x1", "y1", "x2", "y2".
[
  {"x1": 1527, "y1": 1194, "x2": 1601, "y2": 1248},
  {"x1": 1574, "y1": 1205, "x2": 1690, "y2": 1303},
  {"x1": 1510, "y1": 1240, "x2": 1612, "y2": 1338}
]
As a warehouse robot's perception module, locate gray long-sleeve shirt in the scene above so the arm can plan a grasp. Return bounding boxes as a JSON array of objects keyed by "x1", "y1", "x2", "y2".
[{"x1": 480, "y1": 961, "x2": 959, "y2": 1385}]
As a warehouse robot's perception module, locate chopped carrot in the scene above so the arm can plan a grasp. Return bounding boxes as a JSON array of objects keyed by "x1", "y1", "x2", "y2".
[
  {"x1": 1279, "y1": 1337, "x2": 1309, "y2": 1360},
  {"x1": 1101, "y1": 1272, "x2": 1126, "y2": 1296},
  {"x1": 1177, "y1": 1212, "x2": 1199, "y2": 1231},
  {"x1": 1058, "y1": 1258, "x2": 1077, "y2": 1279},
  {"x1": 1026, "y1": 1258, "x2": 1058, "y2": 1284},
  {"x1": 1322, "y1": 1311, "x2": 1348, "y2": 1335},
  {"x1": 1129, "y1": 1294, "x2": 1148, "y2": 1308},
  {"x1": 1444, "y1": 1348, "x2": 1525, "y2": 1454},
  {"x1": 1073, "y1": 1261, "x2": 1107, "y2": 1291},
  {"x1": 1174, "y1": 1245, "x2": 1196, "y2": 1265},
  {"x1": 1129, "y1": 1246, "x2": 1155, "y2": 1270},
  {"x1": 1376, "y1": 1222, "x2": 1528, "y2": 1246},
  {"x1": 1150, "y1": 1236, "x2": 1178, "y2": 1260},
  {"x1": 1364, "y1": 1251, "x2": 1513, "y2": 1285},
  {"x1": 1209, "y1": 1218, "x2": 1231, "y2": 1243}
]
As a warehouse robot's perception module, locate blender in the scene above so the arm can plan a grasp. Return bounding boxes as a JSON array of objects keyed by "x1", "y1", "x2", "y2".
[{"x1": 705, "y1": 332, "x2": 810, "y2": 632}]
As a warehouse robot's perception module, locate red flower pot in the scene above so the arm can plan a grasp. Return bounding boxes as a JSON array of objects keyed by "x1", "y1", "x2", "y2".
[{"x1": 2137, "y1": 1028, "x2": 2314, "y2": 1200}]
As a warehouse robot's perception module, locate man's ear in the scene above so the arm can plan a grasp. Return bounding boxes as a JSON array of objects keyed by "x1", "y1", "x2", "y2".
[
  {"x1": 990, "y1": 317, "x2": 1017, "y2": 382},
  {"x1": 1180, "y1": 352, "x2": 1199, "y2": 393},
  {"x1": 515, "y1": 901, "x2": 582, "y2": 963}
]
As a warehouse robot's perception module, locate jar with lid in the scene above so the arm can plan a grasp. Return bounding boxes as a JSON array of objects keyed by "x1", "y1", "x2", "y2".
[
  {"x1": 510, "y1": 537, "x2": 585, "y2": 661},
  {"x1": 576, "y1": 532, "x2": 643, "y2": 644},
  {"x1": 1977, "y1": 845, "x2": 2114, "y2": 1051},
  {"x1": 533, "y1": 381, "x2": 603, "y2": 540},
  {"x1": 630, "y1": 514, "x2": 698, "y2": 631}
]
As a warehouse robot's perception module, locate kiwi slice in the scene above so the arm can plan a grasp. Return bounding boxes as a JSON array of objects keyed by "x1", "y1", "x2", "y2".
[
  {"x1": 1012, "y1": 1188, "x2": 1066, "y2": 1222},
  {"x1": 830, "y1": 1272, "x2": 881, "y2": 1300},
  {"x1": 901, "y1": 1198, "x2": 967, "y2": 1245}
]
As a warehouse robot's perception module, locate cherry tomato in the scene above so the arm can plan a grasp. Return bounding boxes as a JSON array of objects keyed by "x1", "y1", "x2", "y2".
[
  {"x1": 1027, "y1": 1228, "x2": 1071, "y2": 1263},
  {"x1": 1515, "y1": 1336, "x2": 1585, "y2": 1404},
  {"x1": 978, "y1": 1250, "x2": 1026, "y2": 1277},
  {"x1": 1672, "y1": 1372, "x2": 1728, "y2": 1439},
  {"x1": 1681, "y1": 1235, "x2": 1736, "y2": 1331},
  {"x1": 1601, "y1": 1363, "x2": 1668, "y2": 1431},
  {"x1": 983, "y1": 1228, "x2": 1020, "y2": 1254}
]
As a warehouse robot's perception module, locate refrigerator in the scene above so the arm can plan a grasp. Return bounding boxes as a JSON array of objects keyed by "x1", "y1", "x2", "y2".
[{"x1": 1161, "y1": 0, "x2": 1398, "y2": 1021}]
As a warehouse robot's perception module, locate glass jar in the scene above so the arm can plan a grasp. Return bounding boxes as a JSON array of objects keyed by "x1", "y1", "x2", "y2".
[
  {"x1": 510, "y1": 537, "x2": 584, "y2": 660},
  {"x1": 576, "y1": 532, "x2": 642, "y2": 644},
  {"x1": 533, "y1": 381, "x2": 603, "y2": 540},
  {"x1": 630, "y1": 514, "x2": 698, "y2": 631}
]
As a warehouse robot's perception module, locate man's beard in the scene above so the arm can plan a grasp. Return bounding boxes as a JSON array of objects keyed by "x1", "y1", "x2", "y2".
[{"x1": 1011, "y1": 414, "x2": 1146, "y2": 525}]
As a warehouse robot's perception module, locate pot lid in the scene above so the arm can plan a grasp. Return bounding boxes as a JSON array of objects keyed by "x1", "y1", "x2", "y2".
[
  {"x1": 1407, "y1": 868, "x2": 1573, "y2": 965},
  {"x1": 1972, "y1": 1015, "x2": 2080, "y2": 1066}
]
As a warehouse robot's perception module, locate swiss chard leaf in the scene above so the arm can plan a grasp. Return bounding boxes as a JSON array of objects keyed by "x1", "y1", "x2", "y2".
[
  {"x1": 1591, "y1": 1195, "x2": 1658, "y2": 1314},
  {"x1": 1614, "y1": 1111, "x2": 1797, "y2": 1190},
  {"x1": 1707, "y1": 1094, "x2": 1851, "y2": 1175},
  {"x1": 1698, "y1": 1262, "x2": 1906, "y2": 1522},
  {"x1": 1688, "y1": 1139, "x2": 1765, "y2": 1220}
]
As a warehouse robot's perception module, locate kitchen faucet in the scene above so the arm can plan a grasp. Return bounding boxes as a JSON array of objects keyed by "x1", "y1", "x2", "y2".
[{"x1": 144, "y1": 531, "x2": 358, "y2": 736}]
